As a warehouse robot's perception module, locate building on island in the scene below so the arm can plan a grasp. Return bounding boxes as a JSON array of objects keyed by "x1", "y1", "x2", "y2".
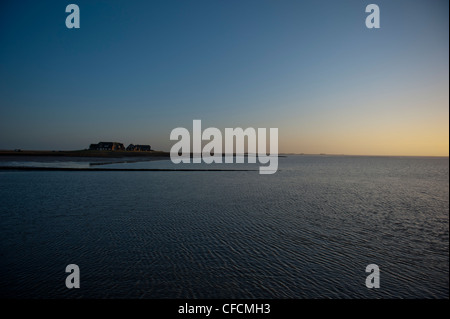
[
  {"x1": 88, "y1": 142, "x2": 152, "y2": 151},
  {"x1": 89, "y1": 142, "x2": 125, "y2": 151},
  {"x1": 126, "y1": 144, "x2": 152, "y2": 152}
]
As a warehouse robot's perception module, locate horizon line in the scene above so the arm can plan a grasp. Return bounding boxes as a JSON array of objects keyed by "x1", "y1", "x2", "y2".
[{"x1": 0, "y1": 149, "x2": 448, "y2": 158}]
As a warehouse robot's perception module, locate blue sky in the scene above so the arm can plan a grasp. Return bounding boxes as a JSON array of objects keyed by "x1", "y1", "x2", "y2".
[{"x1": 0, "y1": 0, "x2": 448, "y2": 155}]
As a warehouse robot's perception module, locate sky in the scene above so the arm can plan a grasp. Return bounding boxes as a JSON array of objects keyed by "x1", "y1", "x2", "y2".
[{"x1": 0, "y1": 0, "x2": 448, "y2": 156}]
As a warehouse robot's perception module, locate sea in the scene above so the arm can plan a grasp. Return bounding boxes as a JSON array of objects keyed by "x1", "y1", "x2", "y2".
[{"x1": 0, "y1": 155, "x2": 448, "y2": 298}]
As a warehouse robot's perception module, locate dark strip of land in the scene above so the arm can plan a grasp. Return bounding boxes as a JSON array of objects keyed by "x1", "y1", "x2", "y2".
[
  {"x1": 0, "y1": 166, "x2": 256, "y2": 172},
  {"x1": 0, "y1": 150, "x2": 170, "y2": 158},
  {"x1": 0, "y1": 150, "x2": 286, "y2": 158}
]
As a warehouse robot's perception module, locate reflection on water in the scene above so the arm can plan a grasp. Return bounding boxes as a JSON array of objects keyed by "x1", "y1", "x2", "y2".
[
  {"x1": 0, "y1": 156, "x2": 448, "y2": 298},
  {"x1": 0, "y1": 161, "x2": 91, "y2": 168},
  {"x1": 0, "y1": 156, "x2": 262, "y2": 170}
]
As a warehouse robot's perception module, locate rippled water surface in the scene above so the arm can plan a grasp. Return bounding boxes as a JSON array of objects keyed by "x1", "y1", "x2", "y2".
[{"x1": 0, "y1": 156, "x2": 448, "y2": 298}]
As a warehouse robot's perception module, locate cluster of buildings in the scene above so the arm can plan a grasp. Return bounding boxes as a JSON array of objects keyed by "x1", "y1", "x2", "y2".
[{"x1": 89, "y1": 142, "x2": 152, "y2": 152}]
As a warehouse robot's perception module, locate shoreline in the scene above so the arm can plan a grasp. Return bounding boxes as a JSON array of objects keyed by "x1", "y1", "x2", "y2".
[
  {"x1": 0, "y1": 150, "x2": 171, "y2": 158},
  {"x1": 0, "y1": 166, "x2": 256, "y2": 172},
  {"x1": 0, "y1": 150, "x2": 287, "y2": 165},
  {"x1": 0, "y1": 150, "x2": 171, "y2": 165}
]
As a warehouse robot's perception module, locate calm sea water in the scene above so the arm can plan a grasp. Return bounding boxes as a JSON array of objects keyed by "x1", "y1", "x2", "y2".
[{"x1": 0, "y1": 156, "x2": 448, "y2": 298}]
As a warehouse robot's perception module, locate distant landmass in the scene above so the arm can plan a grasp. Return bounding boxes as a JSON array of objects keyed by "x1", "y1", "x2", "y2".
[
  {"x1": 0, "y1": 149, "x2": 170, "y2": 158},
  {"x1": 0, "y1": 141, "x2": 170, "y2": 158}
]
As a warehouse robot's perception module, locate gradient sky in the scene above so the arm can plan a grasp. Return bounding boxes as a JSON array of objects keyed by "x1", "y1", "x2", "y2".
[{"x1": 0, "y1": 0, "x2": 448, "y2": 155}]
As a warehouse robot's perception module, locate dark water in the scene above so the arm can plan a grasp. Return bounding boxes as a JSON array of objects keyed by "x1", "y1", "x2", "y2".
[{"x1": 0, "y1": 156, "x2": 448, "y2": 298}]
